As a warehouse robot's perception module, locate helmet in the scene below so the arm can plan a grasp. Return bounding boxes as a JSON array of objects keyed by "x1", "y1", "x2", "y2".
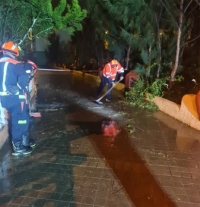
[
  {"x1": 1, "y1": 41, "x2": 19, "y2": 56},
  {"x1": 111, "y1": 59, "x2": 118, "y2": 65},
  {"x1": 110, "y1": 59, "x2": 118, "y2": 68}
]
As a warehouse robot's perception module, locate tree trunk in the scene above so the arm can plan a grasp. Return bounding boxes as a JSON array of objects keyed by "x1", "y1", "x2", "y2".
[
  {"x1": 169, "y1": 0, "x2": 183, "y2": 89},
  {"x1": 155, "y1": 13, "x2": 162, "y2": 78},
  {"x1": 157, "y1": 31, "x2": 162, "y2": 79},
  {"x1": 125, "y1": 45, "x2": 131, "y2": 70}
]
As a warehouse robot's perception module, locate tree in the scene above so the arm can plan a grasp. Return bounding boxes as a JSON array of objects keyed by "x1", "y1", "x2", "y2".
[
  {"x1": 74, "y1": 0, "x2": 200, "y2": 85},
  {"x1": 88, "y1": 0, "x2": 166, "y2": 79},
  {"x1": 0, "y1": 0, "x2": 87, "y2": 46},
  {"x1": 86, "y1": 0, "x2": 148, "y2": 68},
  {"x1": 158, "y1": 0, "x2": 200, "y2": 87},
  {"x1": 45, "y1": 31, "x2": 62, "y2": 65}
]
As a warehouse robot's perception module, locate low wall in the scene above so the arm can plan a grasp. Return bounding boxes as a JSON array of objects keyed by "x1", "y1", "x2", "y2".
[{"x1": 151, "y1": 94, "x2": 200, "y2": 131}]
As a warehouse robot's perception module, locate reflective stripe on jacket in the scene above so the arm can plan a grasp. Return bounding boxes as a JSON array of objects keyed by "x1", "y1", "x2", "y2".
[
  {"x1": 102, "y1": 62, "x2": 124, "y2": 81},
  {"x1": 0, "y1": 56, "x2": 31, "y2": 93},
  {"x1": 0, "y1": 57, "x2": 18, "y2": 92}
]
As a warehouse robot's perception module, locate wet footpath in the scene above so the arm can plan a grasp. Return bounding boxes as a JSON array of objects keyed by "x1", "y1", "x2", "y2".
[{"x1": 1, "y1": 71, "x2": 200, "y2": 207}]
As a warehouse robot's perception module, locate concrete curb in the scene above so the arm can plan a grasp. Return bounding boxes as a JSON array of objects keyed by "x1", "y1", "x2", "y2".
[{"x1": 151, "y1": 94, "x2": 200, "y2": 131}]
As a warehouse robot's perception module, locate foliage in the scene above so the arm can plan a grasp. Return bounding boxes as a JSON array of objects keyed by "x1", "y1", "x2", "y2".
[
  {"x1": 125, "y1": 75, "x2": 184, "y2": 110},
  {"x1": 86, "y1": 0, "x2": 173, "y2": 77},
  {"x1": 148, "y1": 78, "x2": 167, "y2": 97},
  {"x1": 113, "y1": 0, "x2": 155, "y2": 63},
  {"x1": 86, "y1": 0, "x2": 151, "y2": 62},
  {"x1": 157, "y1": 0, "x2": 199, "y2": 81},
  {"x1": 0, "y1": 0, "x2": 87, "y2": 46},
  {"x1": 125, "y1": 78, "x2": 158, "y2": 110},
  {"x1": 126, "y1": 124, "x2": 135, "y2": 134},
  {"x1": 45, "y1": 31, "x2": 78, "y2": 66},
  {"x1": 46, "y1": 32, "x2": 62, "y2": 65},
  {"x1": 85, "y1": 0, "x2": 200, "y2": 82},
  {"x1": 71, "y1": 17, "x2": 107, "y2": 67}
]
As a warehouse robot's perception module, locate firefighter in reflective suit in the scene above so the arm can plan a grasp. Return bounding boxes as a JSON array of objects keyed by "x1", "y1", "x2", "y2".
[{"x1": 0, "y1": 41, "x2": 34, "y2": 155}]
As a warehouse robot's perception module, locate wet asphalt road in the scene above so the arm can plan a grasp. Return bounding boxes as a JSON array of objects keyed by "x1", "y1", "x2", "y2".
[{"x1": 1, "y1": 71, "x2": 200, "y2": 207}]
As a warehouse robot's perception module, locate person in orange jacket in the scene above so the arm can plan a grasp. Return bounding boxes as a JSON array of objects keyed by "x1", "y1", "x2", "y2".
[{"x1": 96, "y1": 59, "x2": 124, "y2": 102}]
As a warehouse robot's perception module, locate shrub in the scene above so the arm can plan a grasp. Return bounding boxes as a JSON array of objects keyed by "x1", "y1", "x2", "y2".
[{"x1": 125, "y1": 76, "x2": 183, "y2": 110}]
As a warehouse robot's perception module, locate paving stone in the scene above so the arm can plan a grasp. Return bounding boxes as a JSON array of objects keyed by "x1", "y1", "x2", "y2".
[{"x1": 1, "y1": 71, "x2": 200, "y2": 207}]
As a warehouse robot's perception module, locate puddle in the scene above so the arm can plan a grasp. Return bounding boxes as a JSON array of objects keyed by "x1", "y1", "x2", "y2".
[
  {"x1": 0, "y1": 71, "x2": 186, "y2": 207},
  {"x1": 154, "y1": 111, "x2": 200, "y2": 151}
]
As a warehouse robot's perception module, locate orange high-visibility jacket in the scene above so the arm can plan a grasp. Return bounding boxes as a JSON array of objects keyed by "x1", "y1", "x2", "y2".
[{"x1": 102, "y1": 60, "x2": 124, "y2": 81}]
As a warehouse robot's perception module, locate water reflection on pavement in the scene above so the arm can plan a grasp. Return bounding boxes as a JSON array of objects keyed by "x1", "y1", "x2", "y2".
[
  {"x1": 154, "y1": 111, "x2": 200, "y2": 151},
  {"x1": 0, "y1": 71, "x2": 200, "y2": 207}
]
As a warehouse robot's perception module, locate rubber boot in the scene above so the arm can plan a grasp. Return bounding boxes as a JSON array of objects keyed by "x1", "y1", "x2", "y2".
[
  {"x1": 12, "y1": 141, "x2": 32, "y2": 156},
  {"x1": 22, "y1": 135, "x2": 36, "y2": 148}
]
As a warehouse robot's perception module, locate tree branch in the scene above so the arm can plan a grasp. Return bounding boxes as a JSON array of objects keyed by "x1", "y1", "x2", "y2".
[
  {"x1": 181, "y1": 33, "x2": 200, "y2": 48},
  {"x1": 18, "y1": 18, "x2": 37, "y2": 45},
  {"x1": 159, "y1": 0, "x2": 179, "y2": 28},
  {"x1": 34, "y1": 26, "x2": 53, "y2": 37},
  {"x1": 184, "y1": 0, "x2": 193, "y2": 13},
  {"x1": 195, "y1": 0, "x2": 200, "y2": 6}
]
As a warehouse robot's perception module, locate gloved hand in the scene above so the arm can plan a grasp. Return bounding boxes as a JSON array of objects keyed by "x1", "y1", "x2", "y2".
[
  {"x1": 120, "y1": 76, "x2": 124, "y2": 81},
  {"x1": 112, "y1": 82, "x2": 116, "y2": 86}
]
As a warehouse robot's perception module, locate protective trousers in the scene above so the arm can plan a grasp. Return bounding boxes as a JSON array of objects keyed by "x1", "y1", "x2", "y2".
[
  {"x1": 1, "y1": 94, "x2": 29, "y2": 143},
  {"x1": 96, "y1": 75, "x2": 113, "y2": 100}
]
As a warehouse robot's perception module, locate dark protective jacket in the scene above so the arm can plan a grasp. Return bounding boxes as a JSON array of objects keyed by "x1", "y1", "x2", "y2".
[
  {"x1": 0, "y1": 54, "x2": 31, "y2": 143},
  {"x1": 0, "y1": 55, "x2": 31, "y2": 94}
]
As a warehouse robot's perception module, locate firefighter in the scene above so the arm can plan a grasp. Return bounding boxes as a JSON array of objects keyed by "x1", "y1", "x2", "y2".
[
  {"x1": 96, "y1": 59, "x2": 124, "y2": 102},
  {"x1": 0, "y1": 41, "x2": 33, "y2": 155}
]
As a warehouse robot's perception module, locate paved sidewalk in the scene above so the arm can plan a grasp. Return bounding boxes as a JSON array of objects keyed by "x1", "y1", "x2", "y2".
[{"x1": 0, "y1": 71, "x2": 200, "y2": 207}]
